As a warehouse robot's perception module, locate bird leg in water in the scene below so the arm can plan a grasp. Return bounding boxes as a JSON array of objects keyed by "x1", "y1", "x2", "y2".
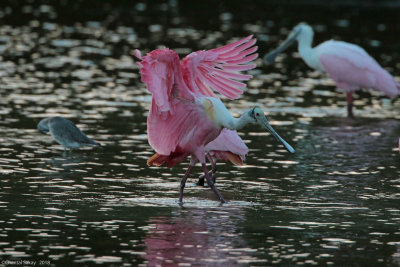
[
  {"x1": 197, "y1": 154, "x2": 216, "y2": 186},
  {"x1": 346, "y1": 92, "x2": 354, "y2": 118},
  {"x1": 201, "y1": 163, "x2": 226, "y2": 203},
  {"x1": 179, "y1": 164, "x2": 195, "y2": 203}
]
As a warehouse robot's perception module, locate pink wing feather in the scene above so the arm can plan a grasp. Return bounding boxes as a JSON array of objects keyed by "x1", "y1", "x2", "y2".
[
  {"x1": 139, "y1": 48, "x2": 210, "y2": 158},
  {"x1": 147, "y1": 99, "x2": 218, "y2": 156},
  {"x1": 205, "y1": 129, "x2": 248, "y2": 160},
  {"x1": 137, "y1": 43, "x2": 254, "y2": 165},
  {"x1": 138, "y1": 48, "x2": 194, "y2": 115},
  {"x1": 318, "y1": 41, "x2": 400, "y2": 97},
  {"x1": 181, "y1": 35, "x2": 258, "y2": 100}
]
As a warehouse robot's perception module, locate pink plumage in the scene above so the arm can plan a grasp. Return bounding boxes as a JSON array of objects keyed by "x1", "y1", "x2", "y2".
[
  {"x1": 318, "y1": 41, "x2": 400, "y2": 97},
  {"x1": 266, "y1": 23, "x2": 400, "y2": 117},
  {"x1": 137, "y1": 37, "x2": 257, "y2": 167},
  {"x1": 135, "y1": 36, "x2": 258, "y2": 202},
  {"x1": 181, "y1": 35, "x2": 257, "y2": 100},
  {"x1": 205, "y1": 129, "x2": 248, "y2": 165}
]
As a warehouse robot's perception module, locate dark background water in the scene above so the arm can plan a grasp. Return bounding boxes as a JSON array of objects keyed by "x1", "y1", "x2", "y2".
[{"x1": 0, "y1": 0, "x2": 399, "y2": 266}]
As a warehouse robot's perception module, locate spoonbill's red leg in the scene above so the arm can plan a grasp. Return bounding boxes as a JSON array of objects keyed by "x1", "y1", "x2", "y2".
[
  {"x1": 346, "y1": 92, "x2": 354, "y2": 118},
  {"x1": 197, "y1": 154, "x2": 217, "y2": 186},
  {"x1": 179, "y1": 164, "x2": 194, "y2": 203}
]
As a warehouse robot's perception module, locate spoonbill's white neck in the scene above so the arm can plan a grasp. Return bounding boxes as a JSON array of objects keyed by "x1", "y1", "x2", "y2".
[
  {"x1": 225, "y1": 108, "x2": 295, "y2": 154},
  {"x1": 203, "y1": 99, "x2": 295, "y2": 154},
  {"x1": 296, "y1": 26, "x2": 324, "y2": 70},
  {"x1": 228, "y1": 112, "x2": 255, "y2": 130},
  {"x1": 297, "y1": 28, "x2": 314, "y2": 59},
  {"x1": 264, "y1": 22, "x2": 317, "y2": 67}
]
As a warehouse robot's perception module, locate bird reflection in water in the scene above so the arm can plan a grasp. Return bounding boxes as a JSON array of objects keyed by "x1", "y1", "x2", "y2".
[{"x1": 142, "y1": 206, "x2": 258, "y2": 266}]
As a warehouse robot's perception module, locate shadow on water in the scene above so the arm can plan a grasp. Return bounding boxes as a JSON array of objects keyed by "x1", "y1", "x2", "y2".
[{"x1": 0, "y1": 0, "x2": 400, "y2": 266}]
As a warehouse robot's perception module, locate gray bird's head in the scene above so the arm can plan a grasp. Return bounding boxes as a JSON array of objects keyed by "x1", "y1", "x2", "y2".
[{"x1": 37, "y1": 117, "x2": 51, "y2": 134}]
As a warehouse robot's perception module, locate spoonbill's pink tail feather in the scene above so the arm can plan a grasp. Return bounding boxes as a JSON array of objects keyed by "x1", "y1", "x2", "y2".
[
  {"x1": 147, "y1": 153, "x2": 176, "y2": 167},
  {"x1": 147, "y1": 153, "x2": 165, "y2": 166},
  {"x1": 211, "y1": 151, "x2": 244, "y2": 166},
  {"x1": 147, "y1": 152, "x2": 189, "y2": 168},
  {"x1": 227, "y1": 152, "x2": 244, "y2": 166},
  {"x1": 375, "y1": 73, "x2": 400, "y2": 98}
]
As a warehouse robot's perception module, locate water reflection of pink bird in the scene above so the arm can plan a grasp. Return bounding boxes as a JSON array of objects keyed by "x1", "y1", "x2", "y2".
[
  {"x1": 265, "y1": 22, "x2": 400, "y2": 117},
  {"x1": 142, "y1": 207, "x2": 250, "y2": 266},
  {"x1": 135, "y1": 36, "x2": 295, "y2": 203}
]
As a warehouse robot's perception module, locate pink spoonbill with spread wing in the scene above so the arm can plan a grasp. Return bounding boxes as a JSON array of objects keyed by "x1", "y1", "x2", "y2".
[
  {"x1": 135, "y1": 36, "x2": 295, "y2": 203},
  {"x1": 264, "y1": 22, "x2": 400, "y2": 117}
]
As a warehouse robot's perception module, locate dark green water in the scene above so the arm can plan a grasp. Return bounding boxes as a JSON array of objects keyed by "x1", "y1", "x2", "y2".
[{"x1": 0, "y1": 1, "x2": 399, "y2": 266}]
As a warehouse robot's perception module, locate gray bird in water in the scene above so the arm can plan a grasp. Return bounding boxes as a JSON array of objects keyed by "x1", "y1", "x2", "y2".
[{"x1": 37, "y1": 116, "x2": 100, "y2": 150}]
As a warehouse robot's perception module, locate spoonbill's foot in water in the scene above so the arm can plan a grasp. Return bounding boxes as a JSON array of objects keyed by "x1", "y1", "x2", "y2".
[
  {"x1": 179, "y1": 164, "x2": 195, "y2": 204},
  {"x1": 201, "y1": 163, "x2": 226, "y2": 203},
  {"x1": 180, "y1": 161, "x2": 225, "y2": 204}
]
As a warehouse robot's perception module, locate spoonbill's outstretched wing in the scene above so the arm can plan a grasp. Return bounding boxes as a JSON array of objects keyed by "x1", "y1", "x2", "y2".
[
  {"x1": 136, "y1": 48, "x2": 194, "y2": 115},
  {"x1": 182, "y1": 35, "x2": 258, "y2": 100},
  {"x1": 136, "y1": 48, "x2": 218, "y2": 162}
]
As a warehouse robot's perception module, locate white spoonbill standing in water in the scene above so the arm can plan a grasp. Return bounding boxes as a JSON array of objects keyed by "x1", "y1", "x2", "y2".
[{"x1": 264, "y1": 22, "x2": 400, "y2": 117}]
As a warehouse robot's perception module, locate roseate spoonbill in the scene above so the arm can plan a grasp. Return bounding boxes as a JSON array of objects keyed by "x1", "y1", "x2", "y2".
[
  {"x1": 135, "y1": 36, "x2": 295, "y2": 203},
  {"x1": 264, "y1": 22, "x2": 400, "y2": 117},
  {"x1": 37, "y1": 117, "x2": 100, "y2": 150}
]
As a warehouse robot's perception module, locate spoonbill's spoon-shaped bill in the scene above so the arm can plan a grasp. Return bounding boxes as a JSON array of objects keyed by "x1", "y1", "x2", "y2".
[
  {"x1": 249, "y1": 107, "x2": 295, "y2": 154},
  {"x1": 264, "y1": 25, "x2": 302, "y2": 65}
]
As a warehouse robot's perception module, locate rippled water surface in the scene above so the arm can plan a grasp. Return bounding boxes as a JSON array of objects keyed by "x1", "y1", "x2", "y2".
[{"x1": 1, "y1": 1, "x2": 400, "y2": 266}]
